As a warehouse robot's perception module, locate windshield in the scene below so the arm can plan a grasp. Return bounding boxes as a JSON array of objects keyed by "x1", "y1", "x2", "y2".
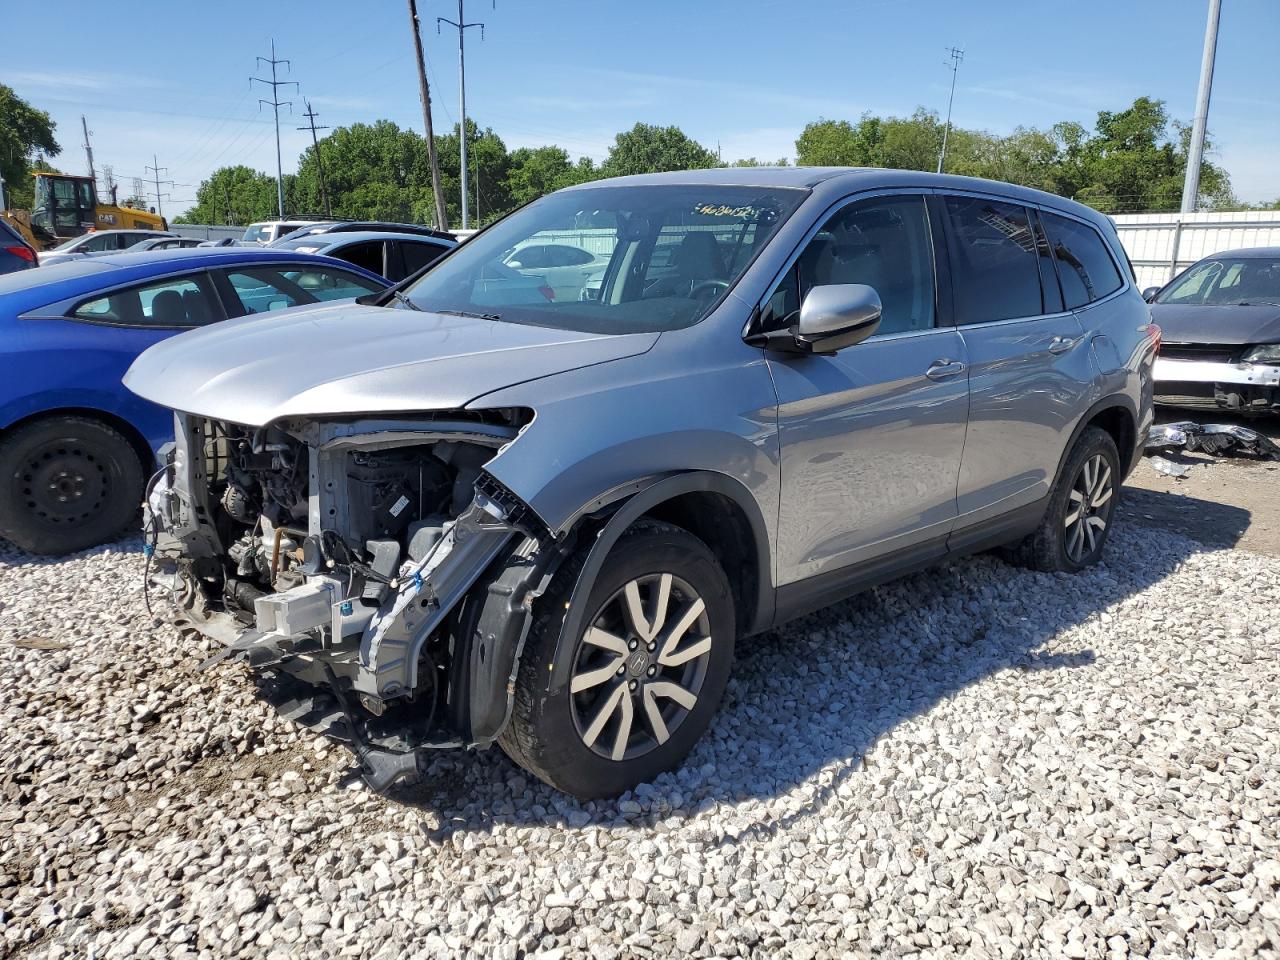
[
  {"x1": 1158, "y1": 257, "x2": 1280, "y2": 306},
  {"x1": 401, "y1": 184, "x2": 806, "y2": 333},
  {"x1": 242, "y1": 224, "x2": 272, "y2": 243}
]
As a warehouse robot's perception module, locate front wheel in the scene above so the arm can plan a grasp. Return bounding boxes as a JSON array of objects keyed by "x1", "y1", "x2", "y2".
[
  {"x1": 1006, "y1": 426, "x2": 1120, "y2": 572},
  {"x1": 499, "y1": 520, "x2": 735, "y2": 798}
]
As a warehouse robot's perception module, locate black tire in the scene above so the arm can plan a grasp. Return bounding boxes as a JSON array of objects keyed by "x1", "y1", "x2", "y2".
[
  {"x1": 1005, "y1": 426, "x2": 1121, "y2": 572},
  {"x1": 499, "y1": 520, "x2": 735, "y2": 799},
  {"x1": 0, "y1": 416, "x2": 145, "y2": 555}
]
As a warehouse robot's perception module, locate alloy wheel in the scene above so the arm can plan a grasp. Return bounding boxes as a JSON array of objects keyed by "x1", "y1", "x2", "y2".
[
  {"x1": 1064, "y1": 453, "x2": 1113, "y2": 563},
  {"x1": 569, "y1": 572, "x2": 713, "y2": 762}
]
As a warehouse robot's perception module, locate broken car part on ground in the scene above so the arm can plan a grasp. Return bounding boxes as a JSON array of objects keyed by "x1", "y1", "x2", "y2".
[{"x1": 1146, "y1": 421, "x2": 1280, "y2": 461}]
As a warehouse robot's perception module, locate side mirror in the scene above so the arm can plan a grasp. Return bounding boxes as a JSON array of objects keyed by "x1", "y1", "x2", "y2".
[
  {"x1": 1142, "y1": 286, "x2": 1161, "y2": 303},
  {"x1": 794, "y1": 283, "x2": 882, "y2": 353}
]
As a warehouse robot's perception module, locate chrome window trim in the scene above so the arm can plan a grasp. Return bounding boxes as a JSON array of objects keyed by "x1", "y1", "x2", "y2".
[{"x1": 746, "y1": 187, "x2": 942, "y2": 343}]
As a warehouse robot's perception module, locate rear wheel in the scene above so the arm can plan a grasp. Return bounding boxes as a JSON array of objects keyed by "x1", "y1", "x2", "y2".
[
  {"x1": 0, "y1": 416, "x2": 145, "y2": 555},
  {"x1": 1006, "y1": 426, "x2": 1120, "y2": 572},
  {"x1": 499, "y1": 520, "x2": 735, "y2": 798}
]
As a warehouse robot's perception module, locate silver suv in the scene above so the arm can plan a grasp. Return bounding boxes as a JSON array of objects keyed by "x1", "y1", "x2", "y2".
[{"x1": 126, "y1": 168, "x2": 1157, "y2": 798}]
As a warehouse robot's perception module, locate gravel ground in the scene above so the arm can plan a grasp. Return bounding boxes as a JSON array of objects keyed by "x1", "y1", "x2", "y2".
[{"x1": 2, "y1": 512, "x2": 1278, "y2": 959}]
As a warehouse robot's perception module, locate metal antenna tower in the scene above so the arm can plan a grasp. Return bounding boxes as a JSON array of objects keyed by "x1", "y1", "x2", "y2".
[
  {"x1": 937, "y1": 46, "x2": 964, "y2": 174},
  {"x1": 251, "y1": 39, "x2": 298, "y2": 219},
  {"x1": 298, "y1": 101, "x2": 332, "y2": 218},
  {"x1": 145, "y1": 155, "x2": 173, "y2": 219},
  {"x1": 437, "y1": 0, "x2": 492, "y2": 229}
]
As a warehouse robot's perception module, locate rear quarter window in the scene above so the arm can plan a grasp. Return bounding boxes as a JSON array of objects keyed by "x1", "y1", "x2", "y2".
[{"x1": 1040, "y1": 211, "x2": 1124, "y2": 309}]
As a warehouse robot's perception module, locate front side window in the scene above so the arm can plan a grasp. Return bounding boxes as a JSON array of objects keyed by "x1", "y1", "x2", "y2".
[
  {"x1": 1040, "y1": 211, "x2": 1123, "y2": 309},
  {"x1": 333, "y1": 241, "x2": 385, "y2": 276},
  {"x1": 763, "y1": 195, "x2": 936, "y2": 336},
  {"x1": 72, "y1": 274, "x2": 218, "y2": 327},
  {"x1": 224, "y1": 266, "x2": 382, "y2": 315},
  {"x1": 944, "y1": 196, "x2": 1044, "y2": 324},
  {"x1": 402, "y1": 185, "x2": 806, "y2": 334},
  {"x1": 81, "y1": 233, "x2": 116, "y2": 253},
  {"x1": 1158, "y1": 257, "x2": 1280, "y2": 306},
  {"x1": 242, "y1": 225, "x2": 271, "y2": 244}
]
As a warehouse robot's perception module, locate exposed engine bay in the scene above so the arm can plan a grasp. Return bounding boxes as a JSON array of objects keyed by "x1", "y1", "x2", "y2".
[{"x1": 147, "y1": 410, "x2": 561, "y2": 787}]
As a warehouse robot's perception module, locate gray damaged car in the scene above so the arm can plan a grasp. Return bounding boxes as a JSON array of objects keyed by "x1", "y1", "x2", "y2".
[{"x1": 125, "y1": 168, "x2": 1158, "y2": 798}]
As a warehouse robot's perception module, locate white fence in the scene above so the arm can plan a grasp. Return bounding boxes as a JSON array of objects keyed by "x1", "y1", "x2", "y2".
[
  {"x1": 169, "y1": 224, "x2": 244, "y2": 243},
  {"x1": 1113, "y1": 211, "x2": 1280, "y2": 292}
]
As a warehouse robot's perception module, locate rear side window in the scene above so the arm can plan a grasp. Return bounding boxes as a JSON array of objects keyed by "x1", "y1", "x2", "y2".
[
  {"x1": 399, "y1": 240, "x2": 449, "y2": 275},
  {"x1": 943, "y1": 196, "x2": 1043, "y2": 324},
  {"x1": 72, "y1": 273, "x2": 219, "y2": 327},
  {"x1": 1039, "y1": 211, "x2": 1124, "y2": 308}
]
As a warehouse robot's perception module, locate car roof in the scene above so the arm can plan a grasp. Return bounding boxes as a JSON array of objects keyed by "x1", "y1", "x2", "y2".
[
  {"x1": 0, "y1": 247, "x2": 388, "y2": 313},
  {"x1": 84, "y1": 228, "x2": 175, "y2": 237},
  {"x1": 1205, "y1": 246, "x2": 1280, "y2": 259},
  {"x1": 561, "y1": 166, "x2": 1113, "y2": 226},
  {"x1": 284, "y1": 230, "x2": 457, "y2": 248}
]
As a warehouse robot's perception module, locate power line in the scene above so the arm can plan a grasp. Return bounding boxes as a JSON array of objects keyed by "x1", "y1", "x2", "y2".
[
  {"x1": 297, "y1": 101, "x2": 332, "y2": 218},
  {"x1": 145, "y1": 154, "x2": 173, "y2": 219},
  {"x1": 251, "y1": 38, "x2": 299, "y2": 219},
  {"x1": 937, "y1": 46, "x2": 964, "y2": 174}
]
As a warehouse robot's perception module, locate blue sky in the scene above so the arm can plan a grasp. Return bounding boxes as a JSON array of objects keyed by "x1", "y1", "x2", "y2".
[{"x1": 7, "y1": 0, "x2": 1278, "y2": 216}]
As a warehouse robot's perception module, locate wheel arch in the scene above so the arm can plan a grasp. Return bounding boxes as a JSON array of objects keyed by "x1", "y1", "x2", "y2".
[
  {"x1": 1059, "y1": 395, "x2": 1139, "y2": 481},
  {"x1": 0, "y1": 406, "x2": 155, "y2": 475}
]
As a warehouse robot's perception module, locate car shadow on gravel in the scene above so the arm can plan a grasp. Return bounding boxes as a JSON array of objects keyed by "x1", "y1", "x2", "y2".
[{"x1": 387, "y1": 493, "x2": 1248, "y2": 836}]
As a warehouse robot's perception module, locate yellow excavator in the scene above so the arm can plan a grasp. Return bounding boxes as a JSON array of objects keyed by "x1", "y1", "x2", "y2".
[{"x1": 1, "y1": 171, "x2": 167, "y2": 252}]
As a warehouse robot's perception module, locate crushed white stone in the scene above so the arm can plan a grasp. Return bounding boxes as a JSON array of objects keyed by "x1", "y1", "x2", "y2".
[{"x1": 1, "y1": 519, "x2": 1277, "y2": 959}]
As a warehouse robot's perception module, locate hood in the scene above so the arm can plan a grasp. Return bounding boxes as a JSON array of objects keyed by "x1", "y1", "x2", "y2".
[
  {"x1": 1150, "y1": 302, "x2": 1280, "y2": 346},
  {"x1": 124, "y1": 302, "x2": 658, "y2": 426}
]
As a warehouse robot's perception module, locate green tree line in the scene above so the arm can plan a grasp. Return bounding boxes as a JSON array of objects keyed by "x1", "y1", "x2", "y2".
[
  {"x1": 178, "y1": 96, "x2": 1246, "y2": 227},
  {"x1": 2, "y1": 83, "x2": 1261, "y2": 226}
]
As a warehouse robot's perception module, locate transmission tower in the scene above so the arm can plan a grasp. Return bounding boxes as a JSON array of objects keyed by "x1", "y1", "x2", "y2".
[
  {"x1": 146, "y1": 155, "x2": 173, "y2": 218},
  {"x1": 437, "y1": 0, "x2": 493, "y2": 229},
  {"x1": 251, "y1": 39, "x2": 298, "y2": 219}
]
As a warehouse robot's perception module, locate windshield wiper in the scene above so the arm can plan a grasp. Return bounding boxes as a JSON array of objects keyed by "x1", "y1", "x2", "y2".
[
  {"x1": 436, "y1": 308, "x2": 503, "y2": 321},
  {"x1": 388, "y1": 290, "x2": 422, "y2": 311}
]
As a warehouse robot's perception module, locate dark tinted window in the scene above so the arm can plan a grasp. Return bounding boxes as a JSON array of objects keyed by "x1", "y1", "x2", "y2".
[
  {"x1": 399, "y1": 240, "x2": 449, "y2": 275},
  {"x1": 761, "y1": 196, "x2": 936, "y2": 335},
  {"x1": 1040, "y1": 211, "x2": 1124, "y2": 308},
  {"x1": 944, "y1": 197, "x2": 1043, "y2": 324},
  {"x1": 1032, "y1": 213, "x2": 1064, "y2": 314},
  {"x1": 72, "y1": 273, "x2": 218, "y2": 327},
  {"x1": 334, "y1": 240, "x2": 385, "y2": 276}
]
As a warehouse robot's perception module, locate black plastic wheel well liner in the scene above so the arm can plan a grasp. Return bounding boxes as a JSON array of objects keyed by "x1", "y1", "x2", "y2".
[
  {"x1": 1, "y1": 406, "x2": 154, "y2": 474},
  {"x1": 544, "y1": 471, "x2": 774, "y2": 698},
  {"x1": 1061, "y1": 396, "x2": 1139, "y2": 480}
]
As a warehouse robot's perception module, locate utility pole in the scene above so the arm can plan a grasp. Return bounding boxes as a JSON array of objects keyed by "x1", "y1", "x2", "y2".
[
  {"x1": 1181, "y1": 0, "x2": 1222, "y2": 213},
  {"x1": 438, "y1": 0, "x2": 489, "y2": 229},
  {"x1": 224, "y1": 180, "x2": 235, "y2": 225},
  {"x1": 408, "y1": 0, "x2": 448, "y2": 230},
  {"x1": 937, "y1": 46, "x2": 964, "y2": 174},
  {"x1": 145, "y1": 155, "x2": 172, "y2": 220},
  {"x1": 298, "y1": 101, "x2": 332, "y2": 218},
  {"x1": 251, "y1": 39, "x2": 298, "y2": 220},
  {"x1": 81, "y1": 115, "x2": 96, "y2": 186}
]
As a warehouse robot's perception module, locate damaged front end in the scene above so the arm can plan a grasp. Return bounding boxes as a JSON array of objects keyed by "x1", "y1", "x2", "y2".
[{"x1": 147, "y1": 410, "x2": 562, "y2": 788}]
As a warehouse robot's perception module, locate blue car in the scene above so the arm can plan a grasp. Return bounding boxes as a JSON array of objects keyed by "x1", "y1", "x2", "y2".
[
  {"x1": 0, "y1": 219, "x2": 39, "y2": 274},
  {"x1": 0, "y1": 248, "x2": 389, "y2": 554}
]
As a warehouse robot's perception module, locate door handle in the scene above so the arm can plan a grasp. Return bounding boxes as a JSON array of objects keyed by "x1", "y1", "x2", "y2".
[
  {"x1": 925, "y1": 359, "x2": 966, "y2": 381},
  {"x1": 1048, "y1": 336, "x2": 1075, "y2": 355}
]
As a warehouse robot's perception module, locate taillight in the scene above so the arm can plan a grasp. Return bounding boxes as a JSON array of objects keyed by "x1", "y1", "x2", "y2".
[
  {"x1": 1148, "y1": 322, "x2": 1162, "y2": 354},
  {"x1": 5, "y1": 245, "x2": 35, "y2": 263},
  {"x1": 539, "y1": 284, "x2": 555, "y2": 301}
]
